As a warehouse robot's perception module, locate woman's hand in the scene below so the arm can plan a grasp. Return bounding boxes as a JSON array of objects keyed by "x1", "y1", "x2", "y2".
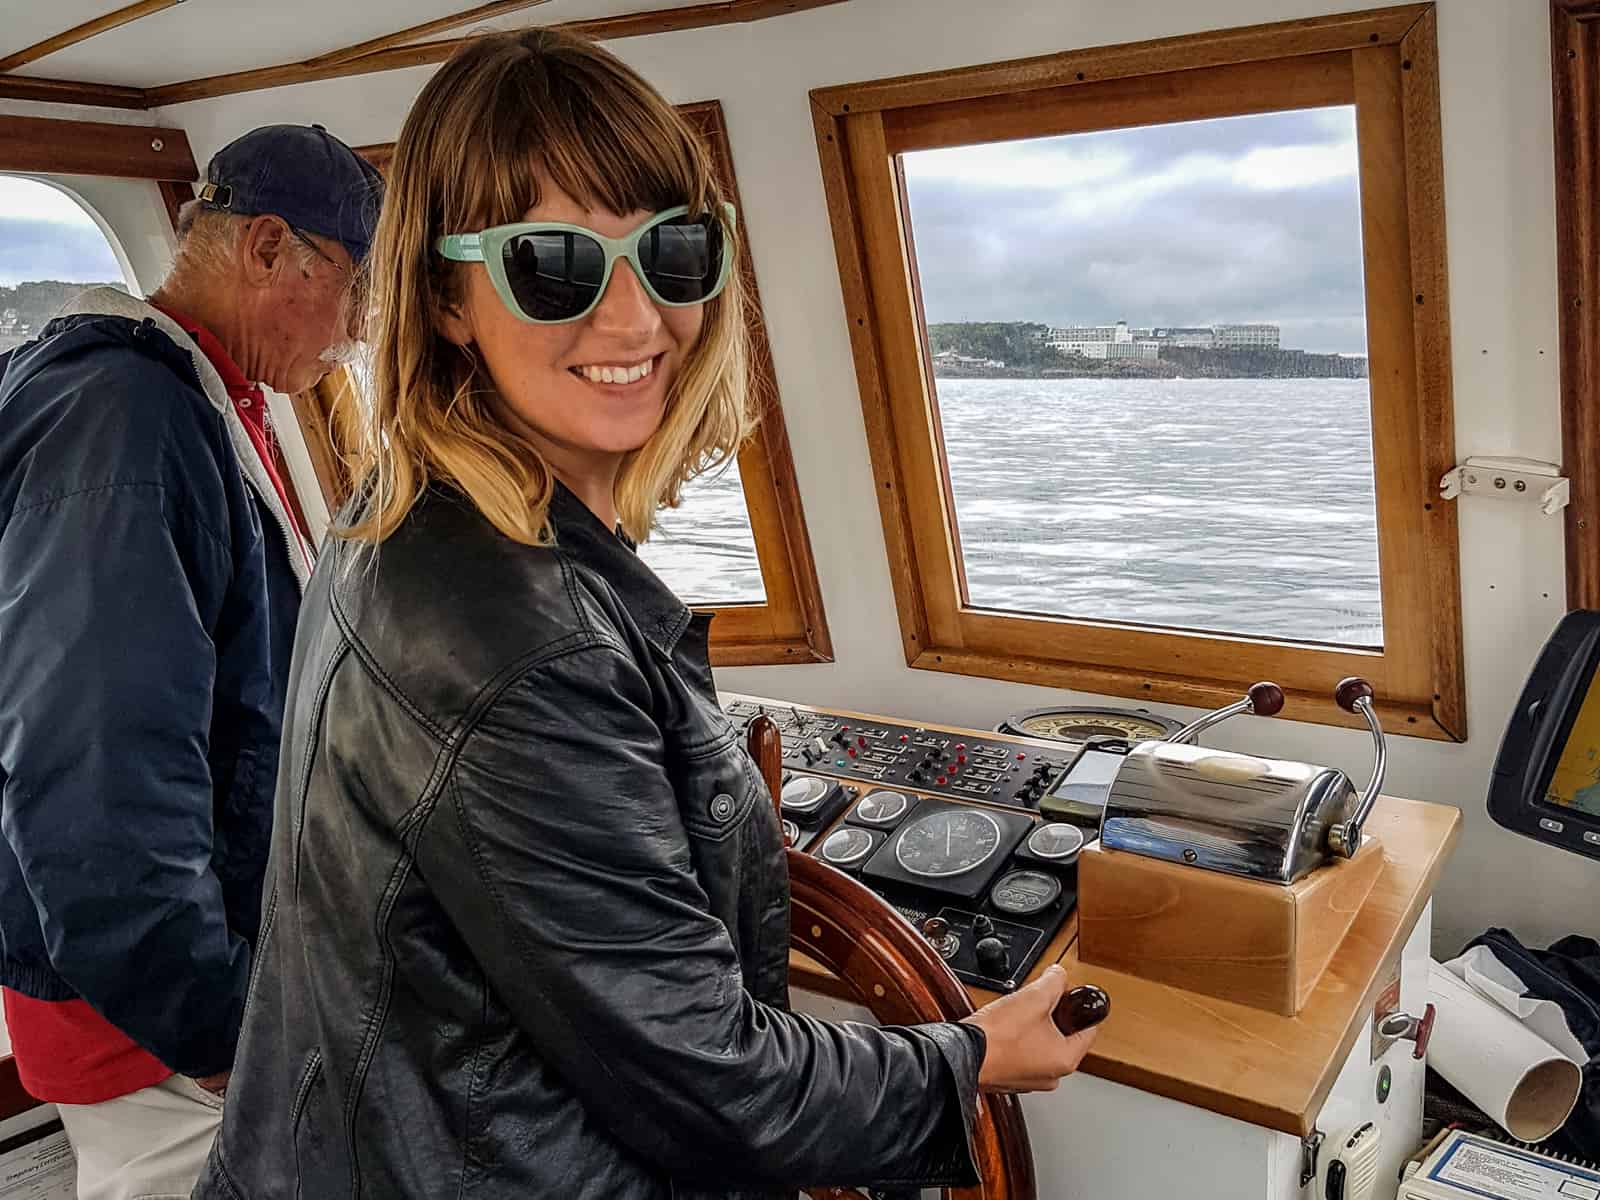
[{"x1": 960, "y1": 965, "x2": 1101, "y2": 1093}]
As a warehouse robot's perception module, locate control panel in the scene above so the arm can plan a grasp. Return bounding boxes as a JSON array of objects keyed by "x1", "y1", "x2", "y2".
[
  {"x1": 723, "y1": 695, "x2": 1087, "y2": 994},
  {"x1": 722, "y1": 698, "x2": 1073, "y2": 809},
  {"x1": 809, "y1": 790, "x2": 1083, "y2": 991}
]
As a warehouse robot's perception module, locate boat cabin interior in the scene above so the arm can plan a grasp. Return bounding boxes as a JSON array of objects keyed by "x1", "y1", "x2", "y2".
[{"x1": 1, "y1": 1, "x2": 1598, "y2": 1196}]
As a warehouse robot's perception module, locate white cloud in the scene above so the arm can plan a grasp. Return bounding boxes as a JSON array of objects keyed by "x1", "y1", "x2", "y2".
[{"x1": 0, "y1": 176, "x2": 99, "y2": 226}]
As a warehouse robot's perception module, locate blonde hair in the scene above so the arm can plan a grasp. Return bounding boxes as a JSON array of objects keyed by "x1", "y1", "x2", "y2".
[{"x1": 339, "y1": 28, "x2": 753, "y2": 546}]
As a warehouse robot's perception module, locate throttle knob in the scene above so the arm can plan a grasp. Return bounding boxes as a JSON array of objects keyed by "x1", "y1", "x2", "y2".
[
  {"x1": 973, "y1": 914, "x2": 995, "y2": 939},
  {"x1": 1246, "y1": 681, "x2": 1286, "y2": 717},
  {"x1": 975, "y1": 936, "x2": 1009, "y2": 976},
  {"x1": 1334, "y1": 676, "x2": 1375, "y2": 712},
  {"x1": 1053, "y1": 984, "x2": 1111, "y2": 1036}
]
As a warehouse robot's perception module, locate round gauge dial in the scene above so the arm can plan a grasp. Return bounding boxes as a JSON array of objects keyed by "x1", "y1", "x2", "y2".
[
  {"x1": 780, "y1": 776, "x2": 830, "y2": 813},
  {"x1": 854, "y1": 789, "x2": 910, "y2": 825},
  {"x1": 999, "y1": 707, "x2": 1182, "y2": 744},
  {"x1": 819, "y1": 827, "x2": 875, "y2": 867},
  {"x1": 989, "y1": 869, "x2": 1063, "y2": 916},
  {"x1": 895, "y1": 809, "x2": 1002, "y2": 878},
  {"x1": 1026, "y1": 822, "x2": 1086, "y2": 862}
]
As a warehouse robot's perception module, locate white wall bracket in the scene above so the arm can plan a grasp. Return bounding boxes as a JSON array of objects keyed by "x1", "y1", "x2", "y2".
[{"x1": 1439, "y1": 456, "x2": 1569, "y2": 515}]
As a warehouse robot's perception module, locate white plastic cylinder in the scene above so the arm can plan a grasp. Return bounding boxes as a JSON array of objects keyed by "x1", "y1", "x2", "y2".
[{"x1": 1426, "y1": 961, "x2": 1583, "y2": 1143}]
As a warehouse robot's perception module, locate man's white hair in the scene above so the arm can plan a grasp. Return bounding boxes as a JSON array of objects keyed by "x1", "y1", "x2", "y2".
[{"x1": 170, "y1": 199, "x2": 322, "y2": 279}]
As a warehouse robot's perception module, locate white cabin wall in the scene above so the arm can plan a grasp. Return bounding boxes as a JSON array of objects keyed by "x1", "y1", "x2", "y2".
[{"x1": 155, "y1": 0, "x2": 1595, "y2": 954}]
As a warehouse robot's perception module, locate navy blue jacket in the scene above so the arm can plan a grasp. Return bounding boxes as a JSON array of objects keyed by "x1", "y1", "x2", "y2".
[{"x1": 0, "y1": 290, "x2": 307, "y2": 1079}]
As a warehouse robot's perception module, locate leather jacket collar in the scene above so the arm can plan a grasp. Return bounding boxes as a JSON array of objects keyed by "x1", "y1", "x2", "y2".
[{"x1": 547, "y1": 481, "x2": 695, "y2": 659}]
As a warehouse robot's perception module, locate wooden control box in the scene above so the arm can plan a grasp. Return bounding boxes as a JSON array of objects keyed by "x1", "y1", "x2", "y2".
[{"x1": 1076, "y1": 836, "x2": 1385, "y2": 1016}]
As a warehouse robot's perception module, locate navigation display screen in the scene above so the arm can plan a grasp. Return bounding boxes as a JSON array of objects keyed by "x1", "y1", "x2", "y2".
[{"x1": 1545, "y1": 669, "x2": 1600, "y2": 815}]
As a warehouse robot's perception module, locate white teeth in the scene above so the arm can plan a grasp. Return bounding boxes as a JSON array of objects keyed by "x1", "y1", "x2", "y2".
[{"x1": 576, "y1": 359, "x2": 654, "y2": 385}]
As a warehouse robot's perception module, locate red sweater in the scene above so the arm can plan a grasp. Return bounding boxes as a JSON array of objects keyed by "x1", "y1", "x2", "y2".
[{"x1": 4, "y1": 305, "x2": 309, "y2": 1104}]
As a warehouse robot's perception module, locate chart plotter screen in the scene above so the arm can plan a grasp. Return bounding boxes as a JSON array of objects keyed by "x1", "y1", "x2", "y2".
[{"x1": 1544, "y1": 670, "x2": 1600, "y2": 816}]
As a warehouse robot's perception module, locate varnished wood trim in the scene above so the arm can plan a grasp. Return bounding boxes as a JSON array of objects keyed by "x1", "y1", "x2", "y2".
[
  {"x1": 883, "y1": 51, "x2": 1356, "y2": 155},
  {"x1": 144, "y1": 0, "x2": 851, "y2": 108},
  {"x1": 812, "y1": 8, "x2": 1464, "y2": 740},
  {"x1": 353, "y1": 143, "x2": 394, "y2": 172},
  {"x1": 158, "y1": 179, "x2": 195, "y2": 235},
  {"x1": 0, "y1": 0, "x2": 182, "y2": 73},
  {"x1": 812, "y1": 97, "x2": 935, "y2": 670},
  {"x1": 1554, "y1": 1, "x2": 1600, "y2": 609},
  {"x1": 678, "y1": 99, "x2": 834, "y2": 666},
  {"x1": 303, "y1": 0, "x2": 555, "y2": 69},
  {"x1": 1398, "y1": 8, "x2": 1465, "y2": 737},
  {"x1": 0, "y1": 114, "x2": 194, "y2": 180},
  {"x1": 812, "y1": 4, "x2": 1428, "y2": 116},
  {"x1": 0, "y1": 75, "x2": 147, "y2": 108}
]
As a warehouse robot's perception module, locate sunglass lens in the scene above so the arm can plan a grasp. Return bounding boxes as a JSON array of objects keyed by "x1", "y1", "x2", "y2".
[
  {"x1": 501, "y1": 230, "x2": 606, "y2": 320},
  {"x1": 638, "y1": 215, "x2": 725, "y2": 304}
]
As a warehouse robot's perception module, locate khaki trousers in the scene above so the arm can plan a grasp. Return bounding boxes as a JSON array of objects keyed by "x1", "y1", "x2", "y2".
[{"x1": 55, "y1": 1075, "x2": 224, "y2": 1200}]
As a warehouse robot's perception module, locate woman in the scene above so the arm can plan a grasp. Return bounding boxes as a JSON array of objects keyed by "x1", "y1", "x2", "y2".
[{"x1": 194, "y1": 29, "x2": 1096, "y2": 1200}]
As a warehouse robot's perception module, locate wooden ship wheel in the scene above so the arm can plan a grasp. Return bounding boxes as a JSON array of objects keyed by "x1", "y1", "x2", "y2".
[{"x1": 745, "y1": 715, "x2": 1038, "y2": 1200}]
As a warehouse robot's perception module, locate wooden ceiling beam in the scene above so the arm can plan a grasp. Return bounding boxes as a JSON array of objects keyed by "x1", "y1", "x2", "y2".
[
  {"x1": 304, "y1": 0, "x2": 554, "y2": 69},
  {"x1": 0, "y1": 113, "x2": 194, "y2": 178},
  {"x1": 0, "y1": 74, "x2": 148, "y2": 108},
  {"x1": 145, "y1": 0, "x2": 849, "y2": 107},
  {"x1": 0, "y1": 0, "x2": 184, "y2": 74}
]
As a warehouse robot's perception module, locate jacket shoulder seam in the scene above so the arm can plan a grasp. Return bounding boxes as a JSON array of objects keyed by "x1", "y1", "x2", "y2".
[{"x1": 10, "y1": 480, "x2": 231, "y2": 557}]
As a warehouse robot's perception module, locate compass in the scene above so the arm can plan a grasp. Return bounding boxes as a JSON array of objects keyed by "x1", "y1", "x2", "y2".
[{"x1": 996, "y1": 705, "x2": 1182, "y2": 744}]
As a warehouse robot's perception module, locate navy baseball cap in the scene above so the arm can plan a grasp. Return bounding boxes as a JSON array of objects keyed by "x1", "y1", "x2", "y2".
[{"x1": 197, "y1": 124, "x2": 384, "y2": 265}]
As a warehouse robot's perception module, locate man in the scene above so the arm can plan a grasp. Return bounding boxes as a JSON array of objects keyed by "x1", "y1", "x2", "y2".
[{"x1": 0, "y1": 124, "x2": 381, "y2": 1200}]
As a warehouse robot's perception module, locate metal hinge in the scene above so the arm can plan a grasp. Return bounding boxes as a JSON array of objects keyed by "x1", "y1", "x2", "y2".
[
  {"x1": 1440, "y1": 456, "x2": 1569, "y2": 514},
  {"x1": 1301, "y1": 1129, "x2": 1326, "y2": 1187}
]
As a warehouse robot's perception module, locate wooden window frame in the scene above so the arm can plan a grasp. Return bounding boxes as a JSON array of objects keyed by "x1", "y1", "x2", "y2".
[
  {"x1": 314, "y1": 101, "x2": 832, "y2": 667},
  {"x1": 1553, "y1": 1, "x2": 1600, "y2": 610},
  {"x1": 810, "y1": 3, "x2": 1464, "y2": 739}
]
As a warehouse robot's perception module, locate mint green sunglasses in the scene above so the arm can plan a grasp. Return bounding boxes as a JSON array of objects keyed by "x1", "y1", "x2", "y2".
[{"x1": 436, "y1": 203, "x2": 735, "y2": 324}]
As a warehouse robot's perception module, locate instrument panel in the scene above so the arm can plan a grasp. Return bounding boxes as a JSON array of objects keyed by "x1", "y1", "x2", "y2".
[
  {"x1": 725, "y1": 695, "x2": 1088, "y2": 993},
  {"x1": 722, "y1": 698, "x2": 1073, "y2": 808}
]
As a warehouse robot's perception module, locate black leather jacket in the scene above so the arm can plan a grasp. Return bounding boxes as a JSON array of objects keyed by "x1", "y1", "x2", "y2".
[{"x1": 194, "y1": 483, "x2": 983, "y2": 1199}]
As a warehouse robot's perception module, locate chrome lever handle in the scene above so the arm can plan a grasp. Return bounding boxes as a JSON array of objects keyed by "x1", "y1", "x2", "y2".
[
  {"x1": 1327, "y1": 677, "x2": 1386, "y2": 858},
  {"x1": 1167, "y1": 681, "x2": 1285, "y2": 744},
  {"x1": 1377, "y1": 1003, "x2": 1436, "y2": 1059}
]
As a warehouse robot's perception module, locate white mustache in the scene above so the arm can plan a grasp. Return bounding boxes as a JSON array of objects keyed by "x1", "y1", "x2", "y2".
[{"x1": 319, "y1": 340, "x2": 362, "y2": 366}]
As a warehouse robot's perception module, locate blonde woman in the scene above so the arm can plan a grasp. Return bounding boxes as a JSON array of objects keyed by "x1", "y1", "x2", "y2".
[{"x1": 194, "y1": 29, "x2": 1096, "y2": 1200}]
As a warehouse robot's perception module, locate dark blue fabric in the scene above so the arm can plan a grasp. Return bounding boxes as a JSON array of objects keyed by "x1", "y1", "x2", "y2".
[
  {"x1": 0, "y1": 313, "x2": 298, "y2": 1078},
  {"x1": 1467, "y1": 928, "x2": 1600, "y2": 1158}
]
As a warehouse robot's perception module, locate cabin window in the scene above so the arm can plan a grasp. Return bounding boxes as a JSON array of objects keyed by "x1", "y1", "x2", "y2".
[
  {"x1": 334, "y1": 101, "x2": 831, "y2": 665},
  {"x1": 812, "y1": 4, "x2": 1464, "y2": 738},
  {"x1": 0, "y1": 175, "x2": 136, "y2": 354},
  {"x1": 638, "y1": 461, "x2": 767, "y2": 605}
]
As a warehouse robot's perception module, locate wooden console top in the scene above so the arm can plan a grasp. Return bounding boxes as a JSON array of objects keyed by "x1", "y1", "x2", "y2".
[{"x1": 738, "y1": 692, "x2": 1462, "y2": 1137}]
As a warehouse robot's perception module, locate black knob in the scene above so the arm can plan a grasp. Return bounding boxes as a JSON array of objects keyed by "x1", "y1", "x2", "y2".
[
  {"x1": 1052, "y1": 984, "x2": 1111, "y2": 1036},
  {"x1": 909, "y1": 769, "x2": 924, "y2": 783},
  {"x1": 973, "y1": 914, "x2": 995, "y2": 939},
  {"x1": 975, "y1": 936, "x2": 1009, "y2": 975}
]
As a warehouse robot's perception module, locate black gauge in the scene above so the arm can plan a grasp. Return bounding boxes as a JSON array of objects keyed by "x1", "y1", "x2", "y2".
[
  {"x1": 1026, "y1": 822, "x2": 1086, "y2": 863},
  {"x1": 819, "y1": 827, "x2": 875, "y2": 867},
  {"x1": 895, "y1": 809, "x2": 1001, "y2": 878},
  {"x1": 998, "y1": 706, "x2": 1182, "y2": 743},
  {"x1": 781, "y1": 776, "x2": 830, "y2": 814},
  {"x1": 782, "y1": 819, "x2": 800, "y2": 845},
  {"x1": 989, "y1": 869, "x2": 1063, "y2": 916},
  {"x1": 854, "y1": 789, "x2": 910, "y2": 825}
]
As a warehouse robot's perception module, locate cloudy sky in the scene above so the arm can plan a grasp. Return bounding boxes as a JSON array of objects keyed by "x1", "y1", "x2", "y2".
[
  {"x1": 0, "y1": 177, "x2": 124, "y2": 288},
  {"x1": 901, "y1": 105, "x2": 1367, "y2": 354}
]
